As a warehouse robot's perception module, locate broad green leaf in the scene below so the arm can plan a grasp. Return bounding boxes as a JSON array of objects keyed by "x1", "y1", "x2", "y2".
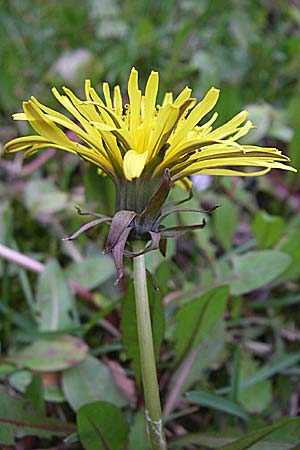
[
  {"x1": 228, "y1": 251, "x2": 291, "y2": 295},
  {"x1": 62, "y1": 355, "x2": 128, "y2": 411},
  {"x1": 175, "y1": 286, "x2": 229, "y2": 363},
  {"x1": 121, "y1": 282, "x2": 164, "y2": 381},
  {"x1": 7, "y1": 335, "x2": 88, "y2": 371},
  {"x1": 252, "y1": 210, "x2": 284, "y2": 249},
  {"x1": 77, "y1": 401, "x2": 128, "y2": 450},
  {"x1": 213, "y1": 196, "x2": 238, "y2": 251},
  {"x1": 66, "y1": 255, "x2": 115, "y2": 290},
  {"x1": 0, "y1": 385, "x2": 75, "y2": 445},
  {"x1": 238, "y1": 353, "x2": 272, "y2": 413},
  {"x1": 186, "y1": 390, "x2": 248, "y2": 420},
  {"x1": 219, "y1": 418, "x2": 300, "y2": 450},
  {"x1": 36, "y1": 259, "x2": 78, "y2": 331}
]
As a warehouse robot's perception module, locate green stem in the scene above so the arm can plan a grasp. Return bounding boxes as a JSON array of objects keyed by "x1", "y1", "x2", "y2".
[{"x1": 132, "y1": 241, "x2": 167, "y2": 450}]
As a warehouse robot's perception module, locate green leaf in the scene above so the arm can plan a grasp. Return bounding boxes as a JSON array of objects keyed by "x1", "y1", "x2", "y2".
[
  {"x1": 252, "y1": 210, "x2": 284, "y2": 249},
  {"x1": 238, "y1": 353, "x2": 272, "y2": 413},
  {"x1": 77, "y1": 401, "x2": 128, "y2": 450},
  {"x1": 25, "y1": 373, "x2": 46, "y2": 416},
  {"x1": 169, "y1": 431, "x2": 241, "y2": 449},
  {"x1": 218, "y1": 352, "x2": 300, "y2": 396},
  {"x1": 62, "y1": 355, "x2": 128, "y2": 411},
  {"x1": 213, "y1": 196, "x2": 238, "y2": 251},
  {"x1": 277, "y1": 232, "x2": 300, "y2": 281},
  {"x1": 25, "y1": 179, "x2": 68, "y2": 215},
  {"x1": 166, "y1": 320, "x2": 226, "y2": 415},
  {"x1": 9, "y1": 369, "x2": 65, "y2": 403},
  {"x1": 186, "y1": 390, "x2": 248, "y2": 420},
  {"x1": 121, "y1": 282, "x2": 164, "y2": 382},
  {"x1": 228, "y1": 250, "x2": 291, "y2": 295},
  {"x1": 169, "y1": 424, "x2": 300, "y2": 449},
  {"x1": 127, "y1": 411, "x2": 150, "y2": 450},
  {"x1": 175, "y1": 286, "x2": 229, "y2": 363},
  {"x1": 7, "y1": 335, "x2": 88, "y2": 371},
  {"x1": 0, "y1": 385, "x2": 75, "y2": 445},
  {"x1": 36, "y1": 259, "x2": 78, "y2": 331},
  {"x1": 219, "y1": 418, "x2": 300, "y2": 450},
  {"x1": 66, "y1": 255, "x2": 116, "y2": 290}
]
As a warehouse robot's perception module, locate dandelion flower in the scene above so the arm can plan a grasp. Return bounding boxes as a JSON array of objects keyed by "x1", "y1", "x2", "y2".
[{"x1": 5, "y1": 68, "x2": 296, "y2": 281}]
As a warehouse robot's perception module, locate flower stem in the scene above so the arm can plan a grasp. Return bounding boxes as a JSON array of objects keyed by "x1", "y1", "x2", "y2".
[{"x1": 132, "y1": 241, "x2": 167, "y2": 450}]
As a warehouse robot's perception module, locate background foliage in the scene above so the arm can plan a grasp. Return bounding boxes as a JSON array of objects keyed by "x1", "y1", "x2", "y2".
[{"x1": 0, "y1": 0, "x2": 300, "y2": 448}]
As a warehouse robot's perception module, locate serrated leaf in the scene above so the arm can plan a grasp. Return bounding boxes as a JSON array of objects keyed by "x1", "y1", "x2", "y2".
[
  {"x1": 62, "y1": 355, "x2": 128, "y2": 411},
  {"x1": 77, "y1": 401, "x2": 128, "y2": 450},
  {"x1": 36, "y1": 259, "x2": 78, "y2": 331},
  {"x1": 228, "y1": 250, "x2": 291, "y2": 295},
  {"x1": 175, "y1": 286, "x2": 229, "y2": 363}
]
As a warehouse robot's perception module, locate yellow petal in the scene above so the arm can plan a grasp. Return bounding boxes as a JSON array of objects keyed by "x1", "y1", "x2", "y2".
[
  {"x1": 103, "y1": 82, "x2": 113, "y2": 109},
  {"x1": 143, "y1": 70, "x2": 159, "y2": 123},
  {"x1": 123, "y1": 149, "x2": 148, "y2": 180},
  {"x1": 23, "y1": 101, "x2": 75, "y2": 149},
  {"x1": 128, "y1": 68, "x2": 141, "y2": 134},
  {"x1": 148, "y1": 104, "x2": 179, "y2": 159},
  {"x1": 162, "y1": 92, "x2": 173, "y2": 106},
  {"x1": 207, "y1": 110, "x2": 248, "y2": 140},
  {"x1": 173, "y1": 86, "x2": 192, "y2": 107},
  {"x1": 137, "y1": 71, "x2": 159, "y2": 152},
  {"x1": 13, "y1": 112, "x2": 27, "y2": 120},
  {"x1": 190, "y1": 168, "x2": 272, "y2": 177},
  {"x1": 5, "y1": 135, "x2": 50, "y2": 153},
  {"x1": 170, "y1": 87, "x2": 220, "y2": 148},
  {"x1": 113, "y1": 85, "x2": 123, "y2": 116}
]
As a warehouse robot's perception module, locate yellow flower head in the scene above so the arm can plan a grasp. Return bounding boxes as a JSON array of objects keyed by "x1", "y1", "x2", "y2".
[
  {"x1": 5, "y1": 68, "x2": 296, "y2": 282},
  {"x1": 6, "y1": 67, "x2": 295, "y2": 182}
]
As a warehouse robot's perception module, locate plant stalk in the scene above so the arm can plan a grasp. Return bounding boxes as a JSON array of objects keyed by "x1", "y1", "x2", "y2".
[{"x1": 132, "y1": 240, "x2": 167, "y2": 450}]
